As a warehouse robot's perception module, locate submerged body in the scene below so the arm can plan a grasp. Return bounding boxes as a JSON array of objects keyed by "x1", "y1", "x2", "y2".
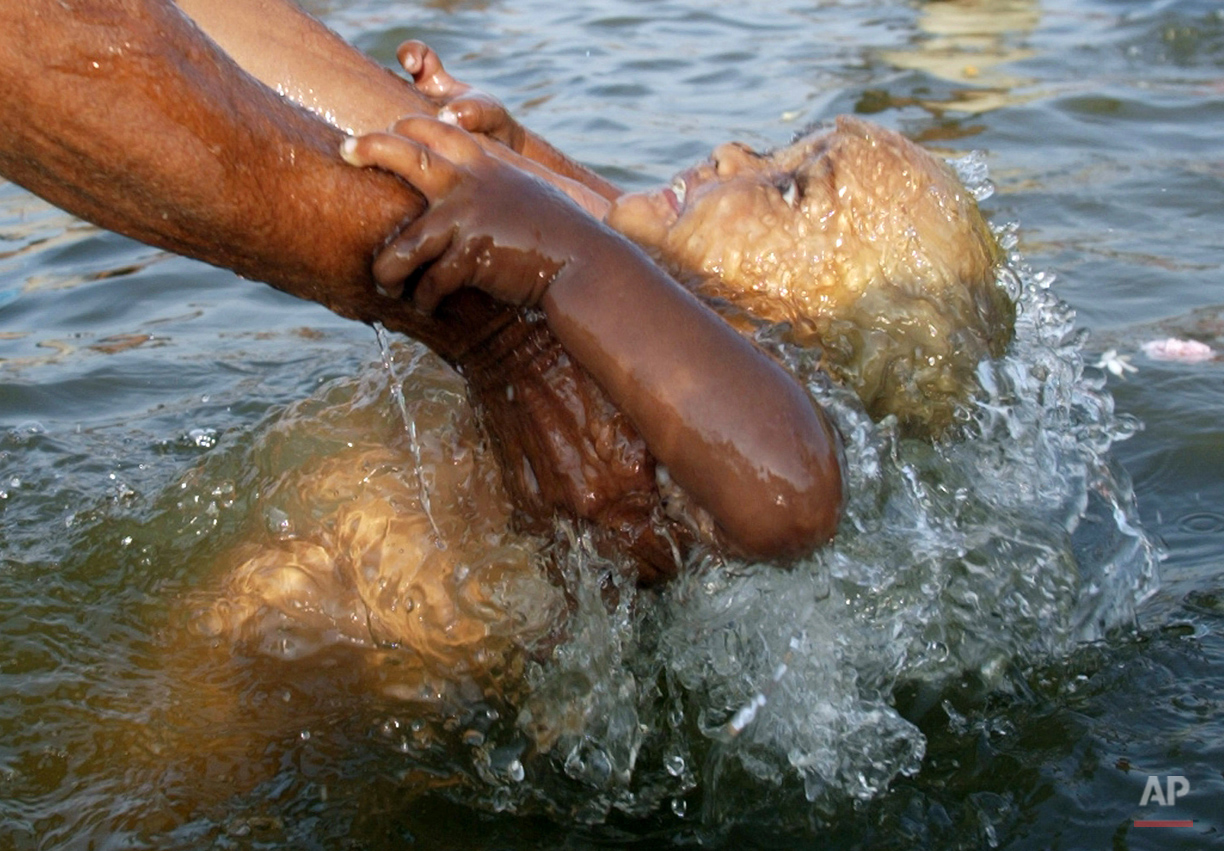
[
  {"x1": 193, "y1": 358, "x2": 566, "y2": 697},
  {"x1": 0, "y1": 2, "x2": 1008, "y2": 685}
]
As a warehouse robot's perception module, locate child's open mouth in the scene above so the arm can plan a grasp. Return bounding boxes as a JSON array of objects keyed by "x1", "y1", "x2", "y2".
[{"x1": 663, "y1": 176, "x2": 687, "y2": 213}]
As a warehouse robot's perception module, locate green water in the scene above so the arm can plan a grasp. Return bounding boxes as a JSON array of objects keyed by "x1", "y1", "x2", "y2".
[{"x1": 2, "y1": 0, "x2": 1222, "y2": 847}]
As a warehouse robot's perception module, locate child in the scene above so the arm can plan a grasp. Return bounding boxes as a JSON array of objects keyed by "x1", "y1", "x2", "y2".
[
  {"x1": 204, "y1": 113, "x2": 1012, "y2": 677},
  {"x1": 174, "y1": 5, "x2": 1009, "y2": 439},
  {"x1": 170, "y1": 5, "x2": 1009, "y2": 437},
  {"x1": 184, "y1": 17, "x2": 1012, "y2": 675},
  {"x1": 178, "y1": 2, "x2": 850, "y2": 584}
]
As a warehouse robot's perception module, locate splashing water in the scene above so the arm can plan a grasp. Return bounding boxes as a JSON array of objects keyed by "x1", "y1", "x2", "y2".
[
  {"x1": 432, "y1": 153, "x2": 1160, "y2": 822},
  {"x1": 374, "y1": 322, "x2": 445, "y2": 548},
  {"x1": 177, "y1": 157, "x2": 1160, "y2": 828}
]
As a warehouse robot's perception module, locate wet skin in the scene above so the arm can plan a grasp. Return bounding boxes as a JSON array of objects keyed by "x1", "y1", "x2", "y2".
[
  {"x1": 207, "y1": 112, "x2": 1010, "y2": 672},
  {"x1": 0, "y1": 0, "x2": 419, "y2": 322},
  {"x1": 167, "y1": 7, "x2": 844, "y2": 564},
  {"x1": 0, "y1": 0, "x2": 843, "y2": 583},
  {"x1": 384, "y1": 43, "x2": 1011, "y2": 434},
  {"x1": 347, "y1": 120, "x2": 845, "y2": 577},
  {"x1": 174, "y1": 0, "x2": 617, "y2": 216}
]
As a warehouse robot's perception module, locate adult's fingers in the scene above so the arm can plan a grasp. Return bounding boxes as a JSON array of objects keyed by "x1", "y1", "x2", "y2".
[{"x1": 339, "y1": 131, "x2": 461, "y2": 204}]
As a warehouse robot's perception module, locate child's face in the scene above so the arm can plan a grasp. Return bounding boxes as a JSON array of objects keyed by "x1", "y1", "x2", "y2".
[
  {"x1": 608, "y1": 127, "x2": 841, "y2": 307},
  {"x1": 606, "y1": 115, "x2": 1000, "y2": 321},
  {"x1": 606, "y1": 115, "x2": 1012, "y2": 436}
]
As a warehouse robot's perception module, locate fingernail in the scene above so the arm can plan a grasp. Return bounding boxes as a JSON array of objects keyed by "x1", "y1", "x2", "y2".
[
  {"x1": 375, "y1": 280, "x2": 405, "y2": 299},
  {"x1": 339, "y1": 136, "x2": 361, "y2": 165},
  {"x1": 438, "y1": 108, "x2": 459, "y2": 126}
]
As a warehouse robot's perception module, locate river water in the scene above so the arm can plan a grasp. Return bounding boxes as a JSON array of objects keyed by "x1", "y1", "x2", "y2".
[{"x1": 2, "y1": 0, "x2": 1222, "y2": 848}]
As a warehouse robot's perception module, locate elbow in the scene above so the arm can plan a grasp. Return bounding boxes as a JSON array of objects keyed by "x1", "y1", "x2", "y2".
[
  {"x1": 726, "y1": 472, "x2": 844, "y2": 563},
  {"x1": 719, "y1": 421, "x2": 846, "y2": 562}
]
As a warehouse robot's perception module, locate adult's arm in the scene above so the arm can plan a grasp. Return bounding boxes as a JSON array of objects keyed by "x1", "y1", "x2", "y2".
[
  {"x1": 173, "y1": 0, "x2": 435, "y2": 136},
  {"x1": 0, "y1": 0, "x2": 423, "y2": 322}
]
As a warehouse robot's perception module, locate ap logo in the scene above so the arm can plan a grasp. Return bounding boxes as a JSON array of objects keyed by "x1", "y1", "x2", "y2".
[{"x1": 1140, "y1": 775, "x2": 1190, "y2": 807}]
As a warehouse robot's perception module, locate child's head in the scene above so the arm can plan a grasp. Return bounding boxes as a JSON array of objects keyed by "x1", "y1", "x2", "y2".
[{"x1": 606, "y1": 115, "x2": 1014, "y2": 436}]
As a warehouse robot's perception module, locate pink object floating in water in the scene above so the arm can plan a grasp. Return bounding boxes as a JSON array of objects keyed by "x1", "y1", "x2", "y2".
[{"x1": 1140, "y1": 338, "x2": 1216, "y2": 363}]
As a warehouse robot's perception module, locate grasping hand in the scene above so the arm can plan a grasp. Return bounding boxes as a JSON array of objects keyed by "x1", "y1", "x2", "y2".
[
  {"x1": 341, "y1": 117, "x2": 604, "y2": 313},
  {"x1": 398, "y1": 40, "x2": 527, "y2": 153}
]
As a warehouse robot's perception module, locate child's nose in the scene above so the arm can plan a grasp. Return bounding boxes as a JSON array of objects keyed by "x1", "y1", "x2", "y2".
[{"x1": 712, "y1": 142, "x2": 760, "y2": 176}]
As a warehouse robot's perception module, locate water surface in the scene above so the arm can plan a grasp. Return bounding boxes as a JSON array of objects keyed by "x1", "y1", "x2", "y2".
[{"x1": 2, "y1": 0, "x2": 1223, "y2": 848}]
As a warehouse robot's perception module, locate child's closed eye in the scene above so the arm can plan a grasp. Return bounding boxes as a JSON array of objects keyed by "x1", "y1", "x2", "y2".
[{"x1": 776, "y1": 175, "x2": 801, "y2": 208}]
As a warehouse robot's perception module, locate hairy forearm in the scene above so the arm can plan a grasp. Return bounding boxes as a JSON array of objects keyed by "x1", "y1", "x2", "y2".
[{"x1": 0, "y1": 0, "x2": 427, "y2": 323}]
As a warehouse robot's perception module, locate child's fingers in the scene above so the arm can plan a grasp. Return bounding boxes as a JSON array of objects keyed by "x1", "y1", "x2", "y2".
[
  {"x1": 372, "y1": 226, "x2": 455, "y2": 299},
  {"x1": 339, "y1": 130, "x2": 461, "y2": 204},
  {"x1": 387, "y1": 116, "x2": 484, "y2": 166},
  {"x1": 396, "y1": 39, "x2": 463, "y2": 98},
  {"x1": 396, "y1": 40, "x2": 430, "y2": 75},
  {"x1": 440, "y1": 95, "x2": 510, "y2": 137},
  {"x1": 412, "y1": 253, "x2": 469, "y2": 314}
]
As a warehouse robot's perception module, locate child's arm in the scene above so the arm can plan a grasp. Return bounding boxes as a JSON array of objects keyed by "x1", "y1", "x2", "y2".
[
  {"x1": 398, "y1": 41, "x2": 622, "y2": 204},
  {"x1": 342, "y1": 119, "x2": 844, "y2": 559}
]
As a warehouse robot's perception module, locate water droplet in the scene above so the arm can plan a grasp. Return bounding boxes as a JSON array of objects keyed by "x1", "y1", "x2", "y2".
[
  {"x1": 664, "y1": 754, "x2": 685, "y2": 776},
  {"x1": 671, "y1": 797, "x2": 687, "y2": 818},
  {"x1": 1178, "y1": 511, "x2": 1224, "y2": 534},
  {"x1": 372, "y1": 324, "x2": 443, "y2": 545},
  {"x1": 184, "y1": 427, "x2": 217, "y2": 448},
  {"x1": 265, "y1": 506, "x2": 293, "y2": 538}
]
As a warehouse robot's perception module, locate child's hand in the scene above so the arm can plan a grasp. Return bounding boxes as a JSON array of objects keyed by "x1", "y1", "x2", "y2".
[
  {"x1": 341, "y1": 117, "x2": 599, "y2": 313},
  {"x1": 397, "y1": 40, "x2": 527, "y2": 154}
]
